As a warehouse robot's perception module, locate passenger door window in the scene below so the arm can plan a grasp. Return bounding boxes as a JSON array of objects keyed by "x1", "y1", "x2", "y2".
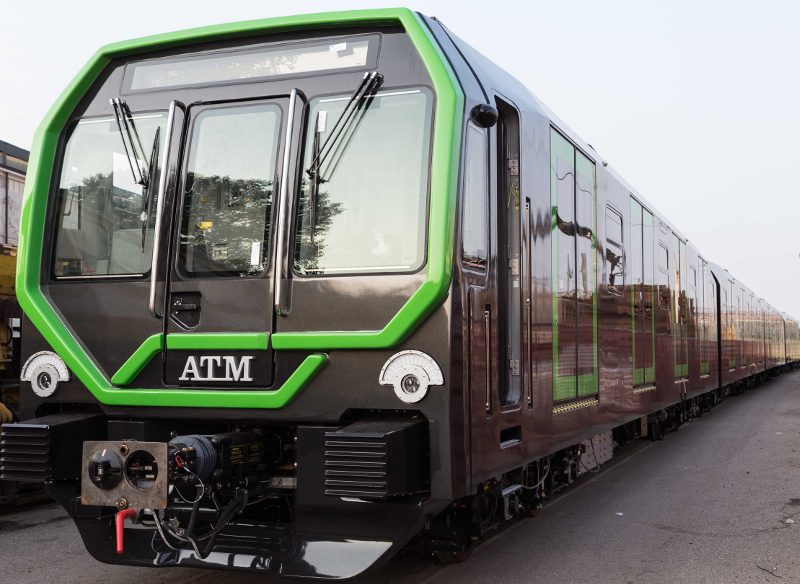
[
  {"x1": 550, "y1": 129, "x2": 597, "y2": 403},
  {"x1": 630, "y1": 198, "x2": 655, "y2": 388},
  {"x1": 672, "y1": 234, "x2": 688, "y2": 380},
  {"x1": 658, "y1": 243, "x2": 669, "y2": 310},
  {"x1": 605, "y1": 207, "x2": 624, "y2": 295}
]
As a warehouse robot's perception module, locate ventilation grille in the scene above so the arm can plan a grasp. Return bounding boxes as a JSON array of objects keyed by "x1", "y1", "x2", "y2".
[
  {"x1": 0, "y1": 423, "x2": 51, "y2": 482},
  {"x1": 324, "y1": 433, "x2": 388, "y2": 499}
]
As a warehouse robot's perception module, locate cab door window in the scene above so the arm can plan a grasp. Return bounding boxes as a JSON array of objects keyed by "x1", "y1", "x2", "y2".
[
  {"x1": 461, "y1": 122, "x2": 489, "y2": 271},
  {"x1": 178, "y1": 103, "x2": 281, "y2": 278}
]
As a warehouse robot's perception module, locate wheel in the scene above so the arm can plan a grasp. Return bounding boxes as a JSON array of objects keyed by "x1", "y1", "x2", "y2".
[
  {"x1": 649, "y1": 421, "x2": 663, "y2": 441},
  {"x1": 434, "y1": 545, "x2": 474, "y2": 564},
  {"x1": 523, "y1": 505, "x2": 541, "y2": 518}
]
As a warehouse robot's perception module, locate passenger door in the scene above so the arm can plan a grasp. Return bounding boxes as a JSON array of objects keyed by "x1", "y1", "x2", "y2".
[
  {"x1": 164, "y1": 99, "x2": 287, "y2": 388},
  {"x1": 551, "y1": 129, "x2": 598, "y2": 406}
]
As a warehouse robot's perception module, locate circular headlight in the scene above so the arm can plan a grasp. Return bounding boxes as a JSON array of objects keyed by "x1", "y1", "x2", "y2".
[
  {"x1": 401, "y1": 374, "x2": 421, "y2": 395},
  {"x1": 379, "y1": 351, "x2": 444, "y2": 404},
  {"x1": 21, "y1": 351, "x2": 70, "y2": 398}
]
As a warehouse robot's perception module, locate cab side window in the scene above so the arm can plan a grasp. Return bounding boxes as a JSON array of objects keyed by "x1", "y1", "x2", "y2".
[{"x1": 461, "y1": 122, "x2": 489, "y2": 271}]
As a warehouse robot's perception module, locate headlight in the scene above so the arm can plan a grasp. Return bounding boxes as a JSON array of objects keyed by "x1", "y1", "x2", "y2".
[
  {"x1": 379, "y1": 350, "x2": 444, "y2": 404},
  {"x1": 21, "y1": 351, "x2": 70, "y2": 397}
]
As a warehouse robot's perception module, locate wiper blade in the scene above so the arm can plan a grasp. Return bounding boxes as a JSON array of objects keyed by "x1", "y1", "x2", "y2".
[
  {"x1": 305, "y1": 70, "x2": 382, "y2": 179},
  {"x1": 308, "y1": 113, "x2": 322, "y2": 244},
  {"x1": 141, "y1": 127, "x2": 160, "y2": 252},
  {"x1": 110, "y1": 98, "x2": 150, "y2": 188}
]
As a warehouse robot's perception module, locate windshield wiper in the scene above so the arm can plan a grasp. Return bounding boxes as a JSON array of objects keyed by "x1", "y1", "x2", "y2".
[
  {"x1": 305, "y1": 70, "x2": 382, "y2": 180},
  {"x1": 305, "y1": 71, "x2": 381, "y2": 243},
  {"x1": 111, "y1": 98, "x2": 150, "y2": 187},
  {"x1": 111, "y1": 98, "x2": 161, "y2": 251}
]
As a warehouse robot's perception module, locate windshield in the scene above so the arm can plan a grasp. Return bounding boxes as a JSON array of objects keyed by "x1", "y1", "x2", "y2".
[
  {"x1": 52, "y1": 113, "x2": 167, "y2": 277},
  {"x1": 293, "y1": 88, "x2": 433, "y2": 275}
]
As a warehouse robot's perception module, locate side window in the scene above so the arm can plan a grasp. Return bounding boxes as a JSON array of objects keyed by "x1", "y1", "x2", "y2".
[
  {"x1": 293, "y1": 89, "x2": 433, "y2": 275},
  {"x1": 658, "y1": 243, "x2": 669, "y2": 309},
  {"x1": 53, "y1": 113, "x2": 168, "y2": 277},
  {"x1": 461, "y1": 122, "x2": 489, "y2": 270},
  {"x1": 605, "y1": 206, "x2": 624, "y2": 295}
]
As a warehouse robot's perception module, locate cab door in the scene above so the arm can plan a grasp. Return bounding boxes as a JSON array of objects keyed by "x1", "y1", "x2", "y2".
[{"x1": 164, "y1": 99, "x2": 287, "y2": 388}]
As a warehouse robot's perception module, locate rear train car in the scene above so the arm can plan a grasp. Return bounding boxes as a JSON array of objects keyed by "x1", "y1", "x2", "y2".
[{"x1": 0, "y1": 8, "x2": 795, "y2": 578}]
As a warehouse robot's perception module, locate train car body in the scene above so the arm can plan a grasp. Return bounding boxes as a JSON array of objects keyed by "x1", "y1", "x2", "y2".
[
  {"x1": 784, "y1": 314, "x2": 800, "y2": 365},
  {"x1": 0, "y1": 8, "x2": 796, "y2": 579}
]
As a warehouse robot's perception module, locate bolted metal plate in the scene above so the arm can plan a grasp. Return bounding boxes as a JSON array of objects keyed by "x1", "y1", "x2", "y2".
[
  {"x1": 81, "y1": 441, "x2": 169, "y2": 510},
  {"x1": 580, "y1": 430, "x2": 613, "y2": 472}
]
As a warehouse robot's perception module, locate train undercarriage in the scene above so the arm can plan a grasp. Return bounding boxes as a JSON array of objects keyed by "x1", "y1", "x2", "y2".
[
  {"x1": 4, "y1": 363, "x2": 793, "y2": 577},
  {"x1": 420, "y1": 366, "x2": 796, "y2": 564}
]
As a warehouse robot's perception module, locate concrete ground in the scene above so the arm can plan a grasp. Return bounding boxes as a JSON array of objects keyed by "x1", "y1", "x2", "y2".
[{"x1": 3, "y1": 370, "x2": 800, "y2": 583}]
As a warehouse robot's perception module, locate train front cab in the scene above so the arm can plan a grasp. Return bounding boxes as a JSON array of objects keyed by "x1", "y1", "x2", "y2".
[{"x1": 2, "y1": 10, "x2": 477, "y2": 579}]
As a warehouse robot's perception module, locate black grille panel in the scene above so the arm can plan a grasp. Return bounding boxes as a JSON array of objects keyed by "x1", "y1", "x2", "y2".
[
  {"x1": 315, "y1": 419, "x2": 429, "y2": 500},
  {"x1": 0, "y1": 412, "x2": 105, "y2": 483},
  {"x1": 0, "y1": 424, "x2": 51, "y2": 481},
  {"x1": 324, "y1": 435, "x2": 388, "y2": 499}
]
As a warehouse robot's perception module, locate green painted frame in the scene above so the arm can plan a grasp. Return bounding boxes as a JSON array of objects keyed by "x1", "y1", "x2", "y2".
[{"x1": 17, "y1": 9, "x2": 464, "y2": 408}]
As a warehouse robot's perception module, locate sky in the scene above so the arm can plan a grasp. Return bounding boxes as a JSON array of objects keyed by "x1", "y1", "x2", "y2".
[{"x1": 2, "y1": 0, "x2": 799, "y2": 315}]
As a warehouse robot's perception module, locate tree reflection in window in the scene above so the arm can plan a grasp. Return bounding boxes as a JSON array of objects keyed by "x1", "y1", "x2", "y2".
[
  {"x1": 180, "y1": 174, "x2": 274, "y2": 277},
  {"x1": 52, "y1": 113, "x2": 167, "y2": 277},
  {"x1": 178, "y1": 104, "x2": 281, "y2": 278},
  {"x1": 605, "y1": 207, "x2": 624, "y2": 295},
  {"x1": 293, "y1": 89, "x2": 433, "y2": 275}
]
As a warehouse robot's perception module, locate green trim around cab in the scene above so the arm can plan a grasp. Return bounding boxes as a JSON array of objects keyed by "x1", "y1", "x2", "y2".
[
  {"x1": 16, "y1": 9, "x2": 463, "y2": 407},
  {"x1": 108, "y1": 354, "x2": 326, "y2": 408},
  {"x1": 110, "y1": 333, "x2": 271, "y2": 386},
  {"x1": 166, "y1": 333, "x2": 270, "y2": 351},
  {"x1": 110, "y1": 333, "x2": 164, "y2": 386}
]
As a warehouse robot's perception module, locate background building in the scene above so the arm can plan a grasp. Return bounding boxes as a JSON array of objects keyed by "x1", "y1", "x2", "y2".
[
  {"x1": 0, "y1": 139, "x2": 27, "y2": 245},
  {"x1": 0, "y1": 139, "x2": 26, "y2": 505}
]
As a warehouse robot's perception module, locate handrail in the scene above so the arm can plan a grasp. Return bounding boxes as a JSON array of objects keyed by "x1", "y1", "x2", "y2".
[
  {"x1": 274, "y1": 89, "x2": 299, "y2": 316},
  {"x1": 149, "y1": 100, "x2": 183, "y2": 318}
]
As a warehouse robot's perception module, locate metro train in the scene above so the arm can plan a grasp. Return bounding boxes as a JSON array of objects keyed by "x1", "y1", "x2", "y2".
[{"x1": 1, "y1": 8, "x2": 798, "y2": 579}]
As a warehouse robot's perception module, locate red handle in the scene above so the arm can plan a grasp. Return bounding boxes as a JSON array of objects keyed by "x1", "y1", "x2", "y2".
[{"x1": 115, "y1": 508, "x2": 137, "y2": 554}]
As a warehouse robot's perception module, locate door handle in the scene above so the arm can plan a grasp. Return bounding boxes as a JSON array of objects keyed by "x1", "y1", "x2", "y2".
[
  {"x1": 149, "y1": 100, "x2": 184, "y2": 318},
  {"x1": 173, "y1": 301, "x2": 199, "y2": 312},
  {"x1": 485, "y1": 307, "x2": 491, "y2": 412}
]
